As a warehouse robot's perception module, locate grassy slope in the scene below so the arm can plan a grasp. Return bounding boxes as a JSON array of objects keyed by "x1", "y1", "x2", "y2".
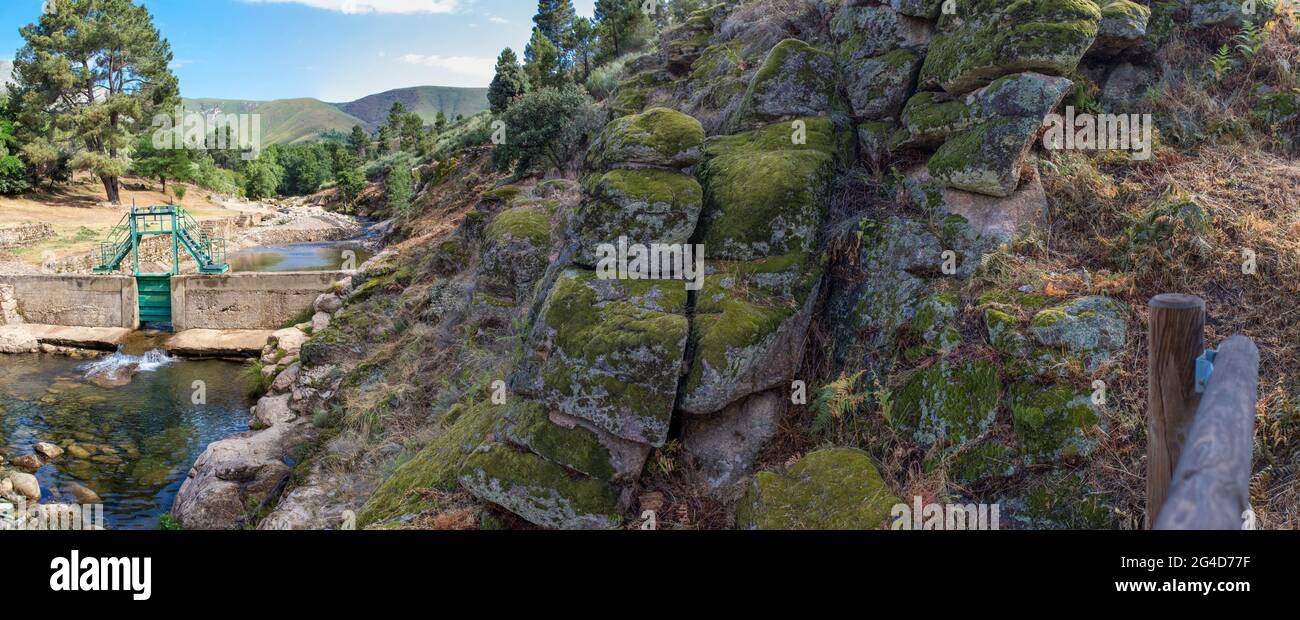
[
  {"x1": 336, "y1": 86, "x2": 490, "y2": 128},
  {"x1": 183, "y1": 86, "x2": 490, "y2": 145}
]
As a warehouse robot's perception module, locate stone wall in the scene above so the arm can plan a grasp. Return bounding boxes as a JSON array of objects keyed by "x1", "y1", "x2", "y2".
[
  {"x1": 0, "y1": 223, "x2": 55, "y2": 248},
  {"x1": 171, "y1": 271, "x2": 350, "y2": 331},
  {"x1": 0, "y1": 275, "x2": 138, "y2": 328}
]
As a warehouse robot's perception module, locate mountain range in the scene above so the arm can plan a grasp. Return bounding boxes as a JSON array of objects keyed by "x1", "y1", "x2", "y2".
[{"x1": 183, "y1": 86, "x2": 490, "y2": 144}]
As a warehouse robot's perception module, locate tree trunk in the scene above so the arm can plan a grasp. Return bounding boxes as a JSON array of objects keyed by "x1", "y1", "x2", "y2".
[
  {"x1": 102, "y1": 175, "x2": 121, "y2": 204},
  {"x1": 160, "y1": 176, "x2": 167, "y2": 192}
]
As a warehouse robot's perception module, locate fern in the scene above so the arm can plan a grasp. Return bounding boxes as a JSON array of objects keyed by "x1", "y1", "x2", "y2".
[
  {"x1": 1211, "y1": 44, "x2": 1233, "y2": 80},
  {"x1": 810, "y1": 371, "x2": 870, "y2": 440},
  {"x1": 1233, "y1": 21, "x2": 1266, "y2": 60}
]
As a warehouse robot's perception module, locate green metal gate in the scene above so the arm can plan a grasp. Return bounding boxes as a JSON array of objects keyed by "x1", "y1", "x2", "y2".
[{"x1": 136, "y1": 275, "x2": 173, "y2": 324}]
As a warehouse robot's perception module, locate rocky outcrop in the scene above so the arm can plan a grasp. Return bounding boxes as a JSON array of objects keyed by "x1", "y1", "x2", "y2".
[{"x1": 736, "y1": 448, "x2": 900, "y2": 530}]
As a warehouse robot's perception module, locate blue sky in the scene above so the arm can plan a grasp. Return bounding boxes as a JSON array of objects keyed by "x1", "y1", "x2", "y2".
[{"x1": 0, "y1": 0, "x2": 596, "y2": 102}]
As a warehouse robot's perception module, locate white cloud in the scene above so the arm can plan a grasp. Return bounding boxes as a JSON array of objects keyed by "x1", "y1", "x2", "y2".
[
  {"x1": 400, "y1": 53, "x2": 494, "y2": 78},
  {"x1": 242, "y1": 0, "x2": 459, "y2": 14},
  {"x1": 488, "y1": 16, "x2": 508, "y2": 24}
]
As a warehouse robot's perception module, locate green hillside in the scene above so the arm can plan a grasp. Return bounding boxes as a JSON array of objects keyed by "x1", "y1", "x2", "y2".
[
  {"x1": 182, "y1": 86, "x2": 489, "y2": 145},
  {"x1": 336, "y1": 86, "x2": 490, "y2": 128},
  {"x1": 183, "y1": 97, "x2": 366, "y2": 145}
]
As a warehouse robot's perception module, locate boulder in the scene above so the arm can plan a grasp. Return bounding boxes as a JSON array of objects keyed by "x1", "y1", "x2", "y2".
[
  {"x1": 477, "y1": 206, "x2": 552, "y2": 305},
  {"x1": 1189, "y1": 0, "x2": 1249, "y2": 28},
  {"x1": 172, "y1": 420, "x2": 314, "y2": 530},
  {"x1": 731, "y1": 39, "x2": 842, "y2": 131},
  {"x1": 271, "y1": 362, "x2": 301, "y2": 394},
  {"x1": 585, "y1": 107, "x2": 706, "y2": 172},
  {"x1": 1029, "y1": 296, "x2": 1129, "y2": 371},
  {"x1": 1088, "y1": 1, "x2": 1151, "y2": 58},
  {"x1": 697, "y1": 117, "x2": 837, "y2": 261},
  {"x1": 1011, "y1": 383, "x2": 1100, "y2": 464},
  {"x1": 311, "y1": 312, "x2": 331, "y2": 333},
  {"x1": 736, "y1": 448, "x2": 900, "y2": 530},
  {"x1": 495, "y1": 401, "x2": 650, "y2": 483},
  {"x1": 845, "y1": 48, "x2": 923, "y2": 120},
  {"x1": 893, "y1": 360, "x2": 1003, "y2": 448},
  {"x1": 683, "y1": 390, "x2": 785, "y2": 490},
  {"x1": 254, "y1": 394, "x2": 296, "y2": 428},
  {"x1": 920, "y1": 0, "x2": 1101, "y2": 95},
  {"x1": 33, "y1": 442, "x2": 63, "y2": 460},
  {"x1": 11, "y1": 454, "x2": 43, "y2": 472},
  {"x1": 570, "y1": 169, "x2": 703, "y2": 268},
  {"x1": 8, "y1": 473, "x2": 40, "y2": 501},
  {"x1": 680, "y1": 254, "x2": 823, "y2": 415},
  {"x1": 1099, "y1": 62, "x2": 1159, "y2": 113},
  {"x1": 270, "y1": 328, "x2": 308, "y2": 356},
  {"x1": 512, "y1": 271, "x2": 690, "y2": 447},
  {"x1": 833, "y1": 2, "x2": 933, "y2": 59},
  {"x1": 900, "y1": 165, "x2": 1047, "y2": 245},
  {"x1": 65, "y1": 482, "x2": 103, "y2": 504},
  {"x1": 927, "y1": 72, "x2": 1072, "y2": 197},
  {"x1": 313, "y1": 293, "x2": 342, "y2": 314},
  {"x1": 458, "y1": 442, "x2": 622, "y2": 530}
]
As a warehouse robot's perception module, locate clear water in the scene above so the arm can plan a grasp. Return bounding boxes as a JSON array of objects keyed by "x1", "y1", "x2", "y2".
[
  {"x1": 0, "y1": 353, "x2": 254, "y2": 529},
  {"x1": 228, "y1": 241, "x2": 372, "y2": 273}
]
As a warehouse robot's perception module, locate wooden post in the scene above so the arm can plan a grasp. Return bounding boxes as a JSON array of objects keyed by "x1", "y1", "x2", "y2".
[
  {"x1": 1155, "y1": 335, "x2": 1258, "y2": 530},
  {"x1": 1146, "y1": 294, "x2": 1205, "y2": 528}
]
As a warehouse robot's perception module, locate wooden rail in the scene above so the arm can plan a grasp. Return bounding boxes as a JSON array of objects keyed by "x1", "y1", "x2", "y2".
[{"x1": 1145, "y1": 294, "x2": 1258, "y2": 530}]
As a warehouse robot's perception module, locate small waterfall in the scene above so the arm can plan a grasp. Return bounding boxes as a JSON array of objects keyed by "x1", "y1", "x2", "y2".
[{"x1": 81, "y1": 349, "x2": 174, "y2": 388}]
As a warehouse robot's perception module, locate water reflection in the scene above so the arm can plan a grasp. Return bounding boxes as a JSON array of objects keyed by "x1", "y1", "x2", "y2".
[
  {"x1": 0, "y1": 355, "x2": 253, "y2": 529},
  {"x1": 228, "y1": 241, "x2": 372, "y2": 273}
]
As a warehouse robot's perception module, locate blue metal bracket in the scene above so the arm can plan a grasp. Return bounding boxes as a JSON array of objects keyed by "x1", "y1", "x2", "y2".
[{"x1": 1195, "y1": 348, "x2": 1218, "y2": 394}]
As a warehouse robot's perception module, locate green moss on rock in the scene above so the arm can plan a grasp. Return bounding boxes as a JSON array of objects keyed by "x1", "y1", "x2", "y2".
[
  {"x1": 892, "y1": 360, "x2": 1002, "y2": 448},
  {"x1": 737, "y1": 448, "x2": 900, "y2": 530},
  {"x1": 1011, "y1": 382, "x2": 1099, "y2": 464},
  {"x1": 458, "y1": 442, "x2": 621, "y2": 530},
  {"x1": 586, "y1": 107, "x2": 706, "y2": 171},
  {"x1": 732, "y1": 39, "x2": 841, "y2": 131},
  {"x1": 572, "y1": 168, "x2": 703, "y2": 267},
  {"x1": 697, "y1": 117, "x2": 837, "y2": 261}
]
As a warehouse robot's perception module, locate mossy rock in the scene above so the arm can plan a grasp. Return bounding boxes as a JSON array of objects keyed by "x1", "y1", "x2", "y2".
[
  {"x1": 482, "y1": 184, "x2": 527, "y2": 204},
  {"x1": 919, "y1": 0, "x2": 1101, "y2": 95},
  {"x1": 1008, "y1": 470, "x2": 1118, "y2": 529},
  {"x1": 1029, "y1": 296, "x2": 1128, "y2": 371},
  {"x1": 832, "y1": 2, "x2": 934, "y2": 59},
  {"x1": 697, "y1": 117, "x2": 837, "y2": 262},
  {"x1": 571, "y1": 168, "x2": 703, "y2": 267},
  {"x1": 731, "y1": 39, "x2": 841, "y2": 131},
  {"x1": 897, "y1": 91, "x2": 976, "y2": 149},
  {"x1": 940, "y1": 440, "x2": 1019, "y2": 486},
  {"x1": 1090, "y1": 1, "x2": 1150, "y2": 56},
  {"x1": 892, "y1": 0, "x2": 944, "y2": 19},
  {"x1": 609, "y1": 71, "x2": 672, "y2": 117},
  {"x1": 927, "y1": 73, "x2": 1073, "y2": 197},
  {"x1": 892, "y1": 360, "x2": 1002, "y2": 448},
  {"x1": 910, "y1": 291, "x2": 961, "y2": 353},
  {"x1": 736, "y1": 448, "x2": 900, "y2": 530},
  {"x1": 845, "y1": 48, "x2": 922, "y2": 121},
  {"x1": 458, "y1": 442, "x2": 621, "y2": 530},
  {"x1": 478, "y1": 206, "x2": 552, "y2": 304},
  {"x1": 984, "y1": 308, "x2": 1030, "y2": 356},
  {"x1": 1010, "y1": 382, "x2": 1099, "y2": 464},
  {"x1": 496, "y1": 400, "x2": 648, "y2": 482},
  {"x1": 586, "y1": 107, "x2": 706, "y2": 172},
  {"x1": 357, "y1": 397, "x2": 500, "y2": 526},
  {"x1": 515, "y1": 270, "x2": 689, "y2": 447},
  {"x1": 681, "y1": 253, "x2": 823, "y2": 415},
  {"x1": 1188, "y1": 0, "x2": 1249, "y2": 28}
]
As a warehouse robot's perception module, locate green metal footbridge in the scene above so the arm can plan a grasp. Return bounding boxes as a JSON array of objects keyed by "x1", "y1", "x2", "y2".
[{"x1": 92, "y1": 206, "x2": 229, "y2": 324}]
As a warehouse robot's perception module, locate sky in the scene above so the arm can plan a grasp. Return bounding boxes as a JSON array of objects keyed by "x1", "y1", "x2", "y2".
[{"x1": 0, "y1": 0, "x2": 597, "y2": 102}]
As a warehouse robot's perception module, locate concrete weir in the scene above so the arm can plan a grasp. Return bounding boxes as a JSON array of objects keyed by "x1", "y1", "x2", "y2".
[{"x1": 0, "y1": 271, "x2": 351, "y2": 357}]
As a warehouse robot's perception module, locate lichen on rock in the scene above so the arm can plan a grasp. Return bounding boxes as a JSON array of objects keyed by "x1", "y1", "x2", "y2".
[{"x1": 737, "y1": 448, "x2": 900, "y2": 530}]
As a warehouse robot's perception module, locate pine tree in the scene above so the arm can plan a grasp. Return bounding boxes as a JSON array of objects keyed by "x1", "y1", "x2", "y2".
[
  {"x1": 349, "y1": 125, "x2": 370, "y2": 159},
  {"x1": 594, "y1": 0, "x2": 651, "y2": 61},
  {"x1": 533, "y1": 0, "x2": 577, "y2": 50},
  {"x1": 524, "y1": 27, "x2": 564, "y2": 89},
  {"x1": 488, "y1": 48, "x2": 530, "y2": 114},
  {"x1": 12, "y1": 0, "x2": 180, "y2": 203}
]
